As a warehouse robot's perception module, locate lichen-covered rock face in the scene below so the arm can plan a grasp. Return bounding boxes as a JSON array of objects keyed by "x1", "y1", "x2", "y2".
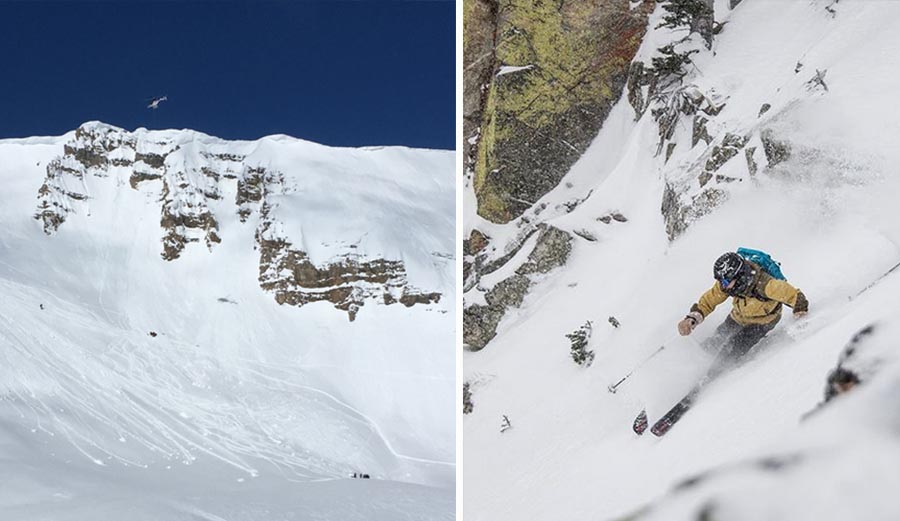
[
  {"x1": 516, "y1": 225, "x2": 573, "y2": 276},
  {"x1": 463, "y1": 229, "x2": 490, "y2": 292},
  {"x1": 33, "y1": 122, "x2": 443, "y2": 321},
  {"x1": 463, "y1": 0, "x2": 499, "y2": 185},
  {"x1": 466, "y1": 0, "x2": 653, "y2": 224},
  {"x1": 463, "y1": 275, "x2": 531, "y2": 350}
]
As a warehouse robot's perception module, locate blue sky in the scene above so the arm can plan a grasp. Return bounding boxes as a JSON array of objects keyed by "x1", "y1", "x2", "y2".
[{"x1": 0, "y1": 1, "x2": 454, "y2": 149}]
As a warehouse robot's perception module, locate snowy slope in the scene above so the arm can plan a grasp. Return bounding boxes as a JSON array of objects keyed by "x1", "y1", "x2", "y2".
[
  {"x1": 0, "y1": 123, "x2": 454, "y2": 519},
  {"x1": 464, "y1": 1, "x2": 900, "y2": 520}
]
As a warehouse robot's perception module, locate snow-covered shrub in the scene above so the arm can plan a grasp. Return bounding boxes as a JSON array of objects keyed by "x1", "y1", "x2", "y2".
[
  {"x1": 463, "y1": 382, "x2": 474, "y2": 415},
  {"x1": 566, "y1": 321, "x2": 595, "y2": 367},
  {"x1": 657, "y1": 0, "x2": 715, "y2": 49},
  {"x1": 650, "y1": 44, "x2": 699, "y2": 87}
]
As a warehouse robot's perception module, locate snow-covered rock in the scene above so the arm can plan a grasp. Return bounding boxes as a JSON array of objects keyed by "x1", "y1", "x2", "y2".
[
  {"x1": 465, "y1": 1, "x2": 900, "y2": 520},
  {"x1": 33, "y1": 121, "x2": 450, "y2": 320},
  {"x1": 1, "y1": 122, "x2": 454, "y2": 519}
]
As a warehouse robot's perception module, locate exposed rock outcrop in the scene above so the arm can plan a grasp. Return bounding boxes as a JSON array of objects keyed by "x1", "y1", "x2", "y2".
[
  {"x1": 236, "y1": 166, "x2": 267, "y2": 222},
  {"x1": 516, "y1": 225, "x2": 573, "y2": 276},
  {"x1": 463, "y1": 382, "x2": 474, "y2": 415},
  {"x1": 701, "y1": 133, "x2": 748, "y2": 185},
  {"x1": 252, "y1": 169, "x2": 441, "y2": 321},
  {"x1": 34, "y1": 157, "x2": 88, "y2": 234},
  {"x1": 661, "y1": 125, "x2": 799, "y2": 241},
  {"x1": 761, "y1": 129, "x2": 791, "y2": 167},
  {"x1": 35, "y1": 124, "x2": 135, "y2": 233},
  {"x1": 257, "y1": 236, "x2": 409, "y2": 321},
  {"x1": 662, "y1": 182, "x2": 728, "y2": 242},
  {"x1": 33, "y1": 122, "x2": 442, "y2": 320},
  {"x1": 159, "y1": 176, "x2": 221, "y2": 261},
  {"x1": 464, "y1": 274, "x2": 530, "y2": 350},
  {"x1": 256, "y1": 218, "x2": 439, "y2": 321},
  {"x1": 692, "y1": 115, "x2": 713, "y2": 148},
  {"x1": 464, "y1": 225, "x2": 572, "y2": 349},
  {"x1": 463, "y1": 0, "x2": 499, "y2": 193},
  {"x1": 466, "y1": 0, "x2": 654, "y2": 224},
  {"x1": 65, "y1": 124, "x2": 135, "y2": 175}
]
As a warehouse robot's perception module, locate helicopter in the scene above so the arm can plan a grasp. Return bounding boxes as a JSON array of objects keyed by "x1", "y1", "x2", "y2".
[{"x1": 147, "y1": 96, "x2": 168, "y2": 109}]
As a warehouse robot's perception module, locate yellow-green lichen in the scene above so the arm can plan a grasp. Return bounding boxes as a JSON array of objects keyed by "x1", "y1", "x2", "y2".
[
  {"x1": 463, "y1": 0, "x2": 481, "y2": 46},
  {"x1": 474, "y1": 79, "x2": 512, "y2": 222},
  {"x1": 494, "y1": 1, "x2": 621, "y2": 128},
  {"x1": 471, "y1": 0, "x2": 651, "y2": 223}
]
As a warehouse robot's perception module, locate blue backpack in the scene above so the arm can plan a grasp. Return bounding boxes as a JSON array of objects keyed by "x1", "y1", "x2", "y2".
[{"x1": 737, "y1": 247, "x2": 786, "y2": 280}]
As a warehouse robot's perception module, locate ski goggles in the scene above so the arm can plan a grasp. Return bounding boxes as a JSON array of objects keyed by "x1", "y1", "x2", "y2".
[{"x1": 719, "y1": 277, "x2": 733, "y2": 290}]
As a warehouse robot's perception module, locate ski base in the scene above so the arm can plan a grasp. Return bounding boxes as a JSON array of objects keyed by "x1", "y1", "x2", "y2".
[
  {"x1": 632, "y1": 409, "x2": 648, "y2": 435},
  {"x1": 650, "y1": 388, "x2": 699, "y2": 437},
  {"x1": 632, "y1": 386, "x2": 702, "y2": 437}
]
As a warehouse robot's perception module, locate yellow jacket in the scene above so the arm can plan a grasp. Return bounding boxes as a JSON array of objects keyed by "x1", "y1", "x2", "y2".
[{"x1": 692, "y1": 267, "x2": 808, "y2": 326}]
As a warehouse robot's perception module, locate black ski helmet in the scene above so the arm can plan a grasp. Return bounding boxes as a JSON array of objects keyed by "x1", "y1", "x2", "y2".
[{"x1": 713, "y1": 252, "x2": 745, "y2": 282}]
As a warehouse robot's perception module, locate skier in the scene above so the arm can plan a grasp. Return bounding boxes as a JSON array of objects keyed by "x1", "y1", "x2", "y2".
[
  {"x1": 677, "y1": 251, "x2": 808, "y2": 362},
  {"x1": 634, "y1": 251, "x2": 809, "y2": 436}
]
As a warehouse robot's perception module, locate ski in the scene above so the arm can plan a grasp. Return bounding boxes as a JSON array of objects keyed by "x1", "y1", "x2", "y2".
[
  {"x1": 631, "y1": 340, "x2": 744, "y2": 437},
  {"x1": 631, "y1": 387, "x2": 699, "y2": 437},
  {"x1": 633, "y1": 374, "x2": 714, "y2": 437},
  {"x1": 647, "y1": 353, "x2": 747, "y2": 436},
  {"x1": 649, "y1": 386, "x2": 701, "y2": 436},
  {"x1": 632, "y1": 409, "x2": 648, "y2": 435}
]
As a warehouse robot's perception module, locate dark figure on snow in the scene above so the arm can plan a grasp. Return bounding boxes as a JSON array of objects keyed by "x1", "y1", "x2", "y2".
[{"x1": 678, "y1": 252, "x2": 809, "y2": 362}]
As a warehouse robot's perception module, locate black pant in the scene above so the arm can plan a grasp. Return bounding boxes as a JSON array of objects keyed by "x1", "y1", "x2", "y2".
[{"x1": 702, "y1": 315, "x2": 779, "y2": 378}]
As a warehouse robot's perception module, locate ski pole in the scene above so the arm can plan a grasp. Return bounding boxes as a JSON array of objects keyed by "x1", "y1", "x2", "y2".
[
  {"x1": 607, "y1": 344, "x2": 666, "y2": 394},
  {"x1": 854, "y1": 259, "x2": 900, "y2": 299}
]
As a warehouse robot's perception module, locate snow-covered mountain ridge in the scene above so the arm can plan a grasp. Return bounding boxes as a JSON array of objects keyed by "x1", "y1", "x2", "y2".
[
  {"x1": 34, "y1": 121, "x2": 449, "y2": 320},
  {"x1": 465, "y1": 1, "x2": 900, "y2": 520},
  {"x1": 0, "y1": 122, "x2": 454, "y2": 519}
]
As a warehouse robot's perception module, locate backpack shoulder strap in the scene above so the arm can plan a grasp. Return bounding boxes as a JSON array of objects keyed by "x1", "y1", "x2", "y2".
[{"x1": 742, "y1": 264, "x2": 774, "y2": 301}]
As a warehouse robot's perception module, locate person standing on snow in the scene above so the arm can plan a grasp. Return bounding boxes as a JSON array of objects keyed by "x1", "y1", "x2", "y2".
[{"x1": 678, "y1": 252, "x2": 809, "y2": 360}]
